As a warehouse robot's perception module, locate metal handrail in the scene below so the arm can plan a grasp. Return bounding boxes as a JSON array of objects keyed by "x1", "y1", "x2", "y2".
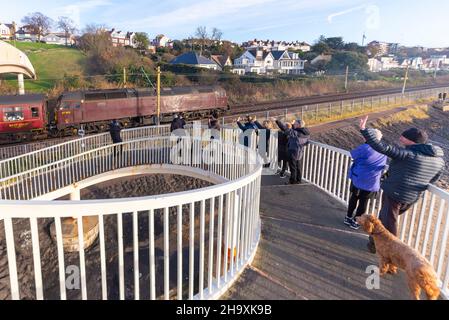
[
  {"x1": 0, "y1": 125, "x2": 171, "y2": 179},
  {"x1": 300, "y1": 141, "x2": 449, "y2": 299},
  {"x1": 0, "y1": 134, "x2": 263, "y2": 301}
]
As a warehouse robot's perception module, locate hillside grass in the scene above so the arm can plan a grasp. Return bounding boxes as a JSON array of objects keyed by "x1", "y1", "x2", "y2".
[{"x1": 4, "y1": 41, "x2": 87, "y2": 92}]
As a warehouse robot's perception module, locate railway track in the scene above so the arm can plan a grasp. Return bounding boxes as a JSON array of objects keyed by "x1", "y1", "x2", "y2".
[{"x1": 230, "y1": 83, "x2": 449, "y2": 116}]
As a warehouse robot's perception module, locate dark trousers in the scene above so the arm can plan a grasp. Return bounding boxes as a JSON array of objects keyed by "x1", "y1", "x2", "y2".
[
  {"x1": 279, "y1": 160, "x2": 289, "y2": 174},
  {"x1": 288, "y1": 158, "x2": 302, "y2": 184},
  {"x1": 346, "y1": 184, "x2": 376, "y2": 219},
  {"x1": 378, "y1": 193, "x2": 413, "y2": 236},
  {"x1": 369, "y1": 193, "x2": 413, "y2": 247}
]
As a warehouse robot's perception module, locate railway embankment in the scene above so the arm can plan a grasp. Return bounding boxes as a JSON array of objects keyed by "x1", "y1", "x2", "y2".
[{"x1": 313, "y1": 104, "x2": 449, "y2": 188}]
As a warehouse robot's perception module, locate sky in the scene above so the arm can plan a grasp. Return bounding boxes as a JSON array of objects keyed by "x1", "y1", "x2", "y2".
[{"x1": 0, "y1": 0, "x2": 447, "y2": 47}]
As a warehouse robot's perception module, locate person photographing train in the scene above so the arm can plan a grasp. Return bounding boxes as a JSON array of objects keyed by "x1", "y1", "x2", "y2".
[{"x1": 109, "y1": 120, "x2": 123, "y2": 161}]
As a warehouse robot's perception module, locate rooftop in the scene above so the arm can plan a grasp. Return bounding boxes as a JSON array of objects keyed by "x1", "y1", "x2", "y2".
[{"x1": 170, "y1": 51, "x2": 217, "y2": 66}]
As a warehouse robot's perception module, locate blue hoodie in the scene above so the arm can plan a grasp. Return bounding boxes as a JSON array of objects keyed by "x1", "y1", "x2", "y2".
[{"x1": 348, "y1": 144, "x2": 387, "y2": 192}]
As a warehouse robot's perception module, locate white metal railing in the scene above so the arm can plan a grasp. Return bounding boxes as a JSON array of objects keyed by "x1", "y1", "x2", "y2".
[
  {"x1": 0, "y1": 125, "x2": 172, "y2": 179},
  {"x1": 299, "y1": 141, "x2": 449, "y2": 299},
  {"x1": 0, "y1": 134, "x2": 263, "y2": 300}
]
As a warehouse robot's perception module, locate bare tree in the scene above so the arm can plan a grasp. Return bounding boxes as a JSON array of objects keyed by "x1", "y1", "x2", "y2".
[
  {"x1": 83, "y1": 23, "x2": 108, "y2": 35},
  {"x1": 211, "y1": 28, "x2": 223, "y2": 42},
  {"x1": 78, "y1": 24, "x2": 111, "y2": 53},
  {"x1": 57, "y1": 16, "x2": 77, "y2": 46},
  {"x1": 21, "y1": 12, "x2": 53, "y2": 42},
  {"x1": 195, "y1": 26, "x2": 209, "y2": 55}
]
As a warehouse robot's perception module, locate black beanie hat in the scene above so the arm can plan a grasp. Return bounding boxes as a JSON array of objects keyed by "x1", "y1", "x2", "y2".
[{"x1": 401, "y1": 128, "x2": 428, "y2": 144}]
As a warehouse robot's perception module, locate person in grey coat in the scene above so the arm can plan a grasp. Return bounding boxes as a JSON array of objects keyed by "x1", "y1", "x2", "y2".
[{"x1": 359, "y1": 115, "x2": 445, "y2": 253}]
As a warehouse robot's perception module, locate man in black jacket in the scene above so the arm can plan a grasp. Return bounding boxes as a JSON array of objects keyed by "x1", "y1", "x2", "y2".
[
  {"x1": 237, "y1": 116, "x2": 259, "y2": 147},
  {"x1": 109, "y1": 120, "x2": 122, "y2": 143},
  {"x1": 359, "y1": 115, "x2": 445, "y2": 253},
  {"x1": 170, "y1": 114, "x2": 186, "y2": 132},
  {"x1": 109, "y1": 120, "x2": 123, "y2": 161},
  {"x1": 276, "y1": 119, "x2": 310, "y2": 185},
  {"x1": 276, "y1": 122, "x2": 292, "y2": 178}
]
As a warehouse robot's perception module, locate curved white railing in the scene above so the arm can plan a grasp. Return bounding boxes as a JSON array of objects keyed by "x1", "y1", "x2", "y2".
[
  {"x1": 0, "y1": 125, "x2": 172, "y2": 179},
  {"x1": 0, "y1": 134, "x2": 263, "y2": 300},
  {"x1": 4, "y1": 120, "x2": 446, "y2": 300},
  {"x1": 299, "y1": 141, "x2": 449, "y2": 299}
]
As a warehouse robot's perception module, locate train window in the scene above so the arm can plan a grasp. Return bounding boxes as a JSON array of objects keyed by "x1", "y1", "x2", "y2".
[
  {"x1": 31, "y1": 107, "x2": 39, "y2": 118},
  {"x1": 85, "y1": 93, "x2": 106, "y2": 101},
  {"x1": 3, "y1": 107, "x2": 24, "y2": 122},
  {"x1": 106, "y1": 92, "x2": 127, "y2": 99},
  {"x1": 61, "y1": 102, "x2": 80, "y2": 109}
]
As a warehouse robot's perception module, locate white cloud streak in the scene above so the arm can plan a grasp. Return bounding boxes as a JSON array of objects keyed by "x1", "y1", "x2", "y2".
[{"x1": 327, "y1": 4, "x2": 367, "y2": 23}]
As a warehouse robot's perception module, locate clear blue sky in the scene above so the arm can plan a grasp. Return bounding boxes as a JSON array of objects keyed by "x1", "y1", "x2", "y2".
[{"x1": 0, "y1": 0, "x2": 447, "y2": 47}]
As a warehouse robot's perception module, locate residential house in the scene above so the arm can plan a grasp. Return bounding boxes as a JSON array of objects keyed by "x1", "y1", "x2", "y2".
[
  {"x1": 380, "y1": 56, "x2": 400, "y2": 70},
  {"x1": 170, "y1": 52, "x2": 220, "y2": 71},
  {"x1": 400, "y1": 57, "x2": 423, "y2": 70},
  {"x1": 243, "y1": 39, "x2": 311, "y2": 52},
  {"x1": 368, "y1": 58, "x2": 383, "y2": 72},
  {"x1": 368, "y1": 56, "x2": 400, "y2": 72},
  {"x1": 297, "y1": 42, "x2": 311, "y2": 52},
  {"x1": 271, "y1": 50, "x2": 305, "y2": 74},
  {"x1": 231, "y1": 68, "x2": 246, "y2": 76},
  {"x1": 211, "y1": 55, "x2": 232, "y2": 70},
  {"x1": 0, "y1": 22, "x2": 16, "y2": 40},
  {"x1": 153, "y1": 34, "x2": 172, "y2": 48},
  {"x1": 109, "y1": 29, "x2": 136, "y2": 48},
  {"x1": 367, "y1": 41, "x2": 399, "y2": 56},
  {"x1": 41, "y1": 32, "x2": 75, "y2": 46},
  {"x1": 429, "y1": 55, "x2": 448, "y2": 70},
  {"x1": 15, "y1": 25, "x2": 38, "y2": 42},
  {"x1": 233, "y1": 49, "x2": 274, "y2": 74},
  {"x1": 234, "y1": 49, "x2": 305, "y2": 74}
]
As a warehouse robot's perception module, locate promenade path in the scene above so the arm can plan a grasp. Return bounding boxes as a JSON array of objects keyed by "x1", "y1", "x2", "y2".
[{"x1": 223, "y1": 175, "x2": 412, "y2": 300}]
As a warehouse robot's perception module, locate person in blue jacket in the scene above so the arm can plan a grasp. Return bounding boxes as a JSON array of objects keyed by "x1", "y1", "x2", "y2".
[{"x1": 344, "y1": 128, "x2": 387, "y2": 230}]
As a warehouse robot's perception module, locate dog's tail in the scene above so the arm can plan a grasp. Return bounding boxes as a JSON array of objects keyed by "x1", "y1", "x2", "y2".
[{"x1": 416, "y1": 267, "x2": 440, "y2": 300}]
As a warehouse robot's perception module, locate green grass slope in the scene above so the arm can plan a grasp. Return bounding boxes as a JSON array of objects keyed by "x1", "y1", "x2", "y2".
[{"x1": 4, "y1": 41, "x2": 87, "y2": 92}]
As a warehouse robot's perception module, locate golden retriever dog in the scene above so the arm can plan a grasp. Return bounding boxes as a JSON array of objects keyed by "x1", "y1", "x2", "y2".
[{"x1": 356, "y1": 214, "x2": 440, "y2": 300}]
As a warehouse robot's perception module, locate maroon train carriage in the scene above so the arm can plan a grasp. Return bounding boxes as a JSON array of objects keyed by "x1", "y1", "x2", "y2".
[
  {"x1": 0, "y1": 94, "x2": 47, "y2": 139},
  {"x1": 54, "y1": 85, "x2": 229, "y2": 134}
]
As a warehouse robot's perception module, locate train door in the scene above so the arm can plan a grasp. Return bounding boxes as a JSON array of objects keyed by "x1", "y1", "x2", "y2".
[{"x1": 71, "y1": 101, "x2": 83, "y2": 123}]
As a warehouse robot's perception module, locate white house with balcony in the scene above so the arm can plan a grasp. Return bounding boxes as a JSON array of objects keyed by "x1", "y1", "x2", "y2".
[
  {"x1": 271, "y1": 50, "x2": 305, "y2": 74},
  {"x1": 234, "y1": 49, "x2": 305, "y2": 75},
  {"x1": 234, "y1": 49, "x2": 274, "y2": 74}
]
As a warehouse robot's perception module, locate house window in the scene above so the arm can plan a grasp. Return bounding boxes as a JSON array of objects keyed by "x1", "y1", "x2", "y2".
[
  {"x1": 31, "y1": 107, "x2": 39, "y2": 118},
  {"x1": 3, "y1": 107, "x2": 24, "y2": 122}
]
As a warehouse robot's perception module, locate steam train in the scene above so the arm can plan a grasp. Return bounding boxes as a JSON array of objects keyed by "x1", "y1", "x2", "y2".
[{"x1": 0, "y1": 86, "x2": 229, "y2": 141}]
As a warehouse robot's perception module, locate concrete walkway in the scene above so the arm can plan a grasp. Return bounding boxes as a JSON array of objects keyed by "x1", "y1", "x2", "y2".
[{"x1": 223, "y1": 175, "x2": 412, "y2": 300}]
